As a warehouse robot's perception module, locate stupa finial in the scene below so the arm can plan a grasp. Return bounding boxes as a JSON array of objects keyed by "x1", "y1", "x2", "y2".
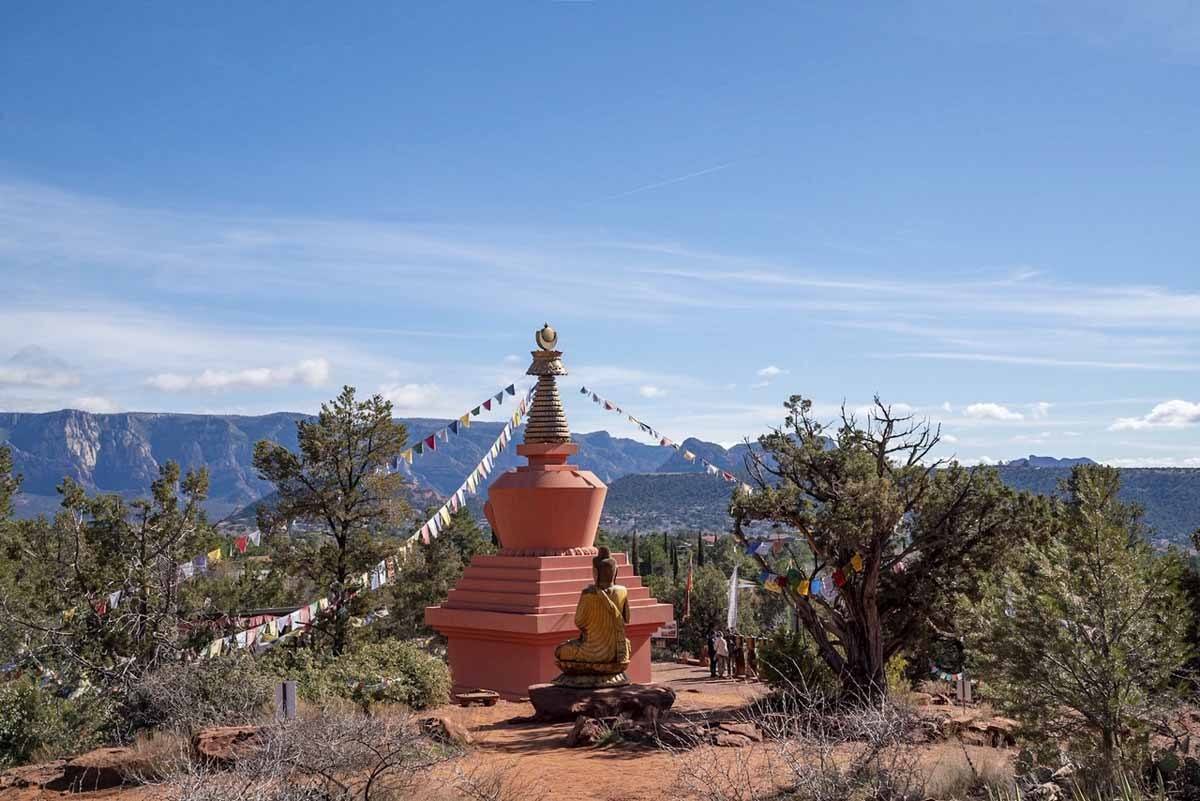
[{"x1": 524, "y1": 323, "x2": 571, "y2": 444}]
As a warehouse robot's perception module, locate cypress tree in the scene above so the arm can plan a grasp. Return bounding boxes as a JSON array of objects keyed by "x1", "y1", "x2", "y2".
[{"x1": 697, "y1": 530, "x2": 705, "y2": 567}]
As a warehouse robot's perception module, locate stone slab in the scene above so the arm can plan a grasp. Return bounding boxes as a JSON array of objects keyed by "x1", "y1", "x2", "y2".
[{"x1": 527, "y1": 682, "x2": 676, "y2": 723}]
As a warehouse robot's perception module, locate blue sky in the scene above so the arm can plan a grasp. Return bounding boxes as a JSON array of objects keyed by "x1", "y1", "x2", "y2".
[{"x1": 2, "y1": 1, "x2": 1198, "y2": 466}]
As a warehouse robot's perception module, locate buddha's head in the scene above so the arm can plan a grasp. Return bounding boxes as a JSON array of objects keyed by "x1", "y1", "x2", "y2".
[{"x1": 592, "y1": 546, "x2": 618, "y2": 588}]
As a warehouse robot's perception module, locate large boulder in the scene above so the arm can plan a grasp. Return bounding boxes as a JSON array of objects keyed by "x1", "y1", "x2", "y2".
[
  {"x1": 192, "y1": 725, "x2": 263, "y2": 767},
  {"x1": 528, "y1": 683, "x2": 676, "y2": 723}
]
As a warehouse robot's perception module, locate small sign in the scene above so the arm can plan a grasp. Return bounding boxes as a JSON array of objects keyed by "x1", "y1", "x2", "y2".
[
  {"x1": 652, "y1": 622, "x2": 678, "y2": 639},
  {"x1": 275, "y1": 680, "x2": 297, "y2": 720}
]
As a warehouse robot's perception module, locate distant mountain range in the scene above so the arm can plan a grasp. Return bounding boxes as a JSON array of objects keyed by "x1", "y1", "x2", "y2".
[
  {"x1": 3, "y1": 411, "x2": 1198, "y2": 547},
  {"x1": 0, "y1": 410, "x2": 739, "y2": 520}
]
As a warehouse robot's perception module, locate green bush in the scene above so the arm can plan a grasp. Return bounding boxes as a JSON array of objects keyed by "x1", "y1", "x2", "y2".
[
  {"x1": 0, "y1": 681, "x2": 43, "y2": 768},
  {"x1": 125, "y1": 656, "x2": 276, "y2": 734},
  {"x1": 756, "y1": 629, "x2": 838, "y2": 697},
  {"x1": 0, "y1": 680, "x2": 117, "y2": 768},
  {"x1": 261, "y1": 640, "x2": 450, "y2": 711}
]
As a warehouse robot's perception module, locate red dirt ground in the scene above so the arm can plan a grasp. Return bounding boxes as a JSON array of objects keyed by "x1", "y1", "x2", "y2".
[{"x1": 2, "y1": 663, "x2": 1015, "y2": 801}]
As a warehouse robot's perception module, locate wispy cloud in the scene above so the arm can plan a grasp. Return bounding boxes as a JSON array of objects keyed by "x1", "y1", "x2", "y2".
[
  {"x1": 892, "y1": 352, "x2": 1200, "y2": 372},
  {"x1": 146, "y1": 358, "x2": 330, "y2": 393}
]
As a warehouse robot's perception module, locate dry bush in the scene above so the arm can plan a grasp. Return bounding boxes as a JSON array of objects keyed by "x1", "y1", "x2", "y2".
[
  {"x1": 153, "y1": 707, "x2": 462, "y2": 801},
  {"x1": 450, "y1": 759, "x2": 551, "y2": 801},
  {"x1": 672, "y1": 677, "x2": 928, "y2": 801}
]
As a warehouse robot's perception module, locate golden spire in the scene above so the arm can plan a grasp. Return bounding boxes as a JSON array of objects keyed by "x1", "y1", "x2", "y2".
[{"x1": 524, "y1": 323, "x2": 571, "y2": 445}]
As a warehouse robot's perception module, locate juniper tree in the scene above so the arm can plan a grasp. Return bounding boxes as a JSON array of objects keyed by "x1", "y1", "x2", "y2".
[
  {"x1": 733, "y1": 395, "x2": 1046, "y2": 699},
  {"x1": 381, "y1": 509, "x2": 492, "y2": 641},
  {"x1": 0, "y1": 462, "x2": 212, "y2": 687},
  {"x1": 967, "y1": 465, "x2": 1190, "y2": 779},
  {"x1": 253, "y1": 386, "x2": 408, "y2": 655}
]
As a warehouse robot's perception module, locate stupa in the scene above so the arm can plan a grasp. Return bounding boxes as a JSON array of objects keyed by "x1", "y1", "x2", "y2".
[{"x1": 425, "y1": 324, "x2": 673, "y2": 700}]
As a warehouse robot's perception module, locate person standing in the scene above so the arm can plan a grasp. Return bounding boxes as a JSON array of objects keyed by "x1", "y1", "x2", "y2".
[
  {"x1": 733, "y1": 633, "x2": 747, "y2": 678},
  {"x1": 706, "y1": 630, "x2": 718, "y2": 678},
  {"x1": 713, "y1": 631, "x2": 729, "y2": 678}
]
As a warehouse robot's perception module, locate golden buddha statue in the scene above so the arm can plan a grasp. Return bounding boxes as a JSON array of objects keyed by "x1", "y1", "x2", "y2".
[{"x1": 553, "y1": 547, "x2": 631, "y2": 687}]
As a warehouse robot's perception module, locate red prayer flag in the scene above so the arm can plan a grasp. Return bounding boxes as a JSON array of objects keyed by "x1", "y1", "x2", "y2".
[
  {"x1": 483, "y1": 399, "x2": 492, "y2": 411},
  {"x1": 235, "y1": 536, "x2": 248, "y2": 554},
  {"x1": 425, "y1": 435, "x2": 436, "y2": 451},
  {"x1": 833, "y1": 569, "x2": 847, "y2": 587}
]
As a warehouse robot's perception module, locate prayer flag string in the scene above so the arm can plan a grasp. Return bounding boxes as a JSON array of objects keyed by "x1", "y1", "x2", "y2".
[
  {"x1": 196, "y1": 388, "x2": 533, "y2": 659},
  {"x1": 578, "y1": 386, "x2": 754, "y2": 494}
]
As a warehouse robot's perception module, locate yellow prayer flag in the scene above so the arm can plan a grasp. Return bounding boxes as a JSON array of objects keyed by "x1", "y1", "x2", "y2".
[
  {"x1": 850, "y1": 553, "x2": 864, "y2": 573},
  {"x1": 460, "y1": 414, "x2": 471, "y2": 428},
  {"x1": 207, "y1": 548, "x2": 222, "y2": 563},
  {"x1": 402, "y1": 449, "x2": 413, "y2": 464},
  {"x1": 63, "y1": 607, "x2": 77, "y2": 622},
  {"x1": 439, "y1": 506, "x2": 451, "y2": 526}
]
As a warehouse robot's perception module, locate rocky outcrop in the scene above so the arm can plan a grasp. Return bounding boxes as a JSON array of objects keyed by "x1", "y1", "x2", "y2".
[
  {"x1": 418, "y1": 715, "x2": 473, "y2": 746},
  {"x1": 62, "y1": 747, "x2": 152, "y2": 791}
]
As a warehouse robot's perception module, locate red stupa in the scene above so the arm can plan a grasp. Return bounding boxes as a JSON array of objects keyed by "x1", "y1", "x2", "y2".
[{"x1": 425, "y1": 324, "x2": 673, "y2": 700}]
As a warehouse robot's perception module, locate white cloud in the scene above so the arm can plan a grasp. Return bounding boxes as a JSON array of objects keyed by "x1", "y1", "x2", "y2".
[
  {"x1": 1110, "y1": 399, "x2": 1200, "y2": 431},
  {"x1": 0, "y1": 347, "x2": 79, "y2": 388},
  {"x1": 941, "y1": 401, "x2": 953, "y2": 413},
  {"x1": 639, "y1": 385, "x2": 667, "y2": 399},
  {"x1": 940, "y1": 433, "x2": 959, "y2": 444},
  {"x1": 1103, "y1": 456, "x2": 1200, "y2": 468},
  {"x1": 963, "y1": 402, "x2": 1025, "y2": 422},
  {"x1": 379, "y1": 383, "x2": 441, "y2": 412},
  {"x1": 1030, "y1": 401, "x2": 1052, "y2": 419},
  {"x1": 757, "y1": 365, "x2": 786, "y2": 379},
  {"x1": 0, "y1": 364, "x2": 80, "y2": 388},
  {"x1": 70, "y1": 396, "x2": 119, "y2": 413},
  {"x1": 146, "y1": 358, "x2": 330, "y2": 393}
]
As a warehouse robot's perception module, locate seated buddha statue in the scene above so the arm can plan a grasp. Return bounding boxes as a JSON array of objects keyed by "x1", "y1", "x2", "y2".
[{"x1": 553, "y1": 547, "x2": 632, "y2": 687}]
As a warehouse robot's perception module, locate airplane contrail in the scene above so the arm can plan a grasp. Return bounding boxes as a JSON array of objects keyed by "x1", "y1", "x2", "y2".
[{"x1": 604, "y1": 161, "x2": 737, "y2": 200}]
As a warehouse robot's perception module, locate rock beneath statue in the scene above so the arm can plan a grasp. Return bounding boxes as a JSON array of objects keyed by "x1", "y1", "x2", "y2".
[{"x1": 528, "y1": 682, "x2": 676, "y2": 723}]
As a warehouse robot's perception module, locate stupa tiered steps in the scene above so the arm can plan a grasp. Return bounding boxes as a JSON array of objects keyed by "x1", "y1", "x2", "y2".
[{"x1": 426, "y1": 552, "x2": 673, "y2": 700}]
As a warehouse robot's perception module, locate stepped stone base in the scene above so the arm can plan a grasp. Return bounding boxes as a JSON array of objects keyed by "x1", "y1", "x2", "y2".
[
  {"x1": 528, "y1": 682, "x2": 677, "y2": 722},
  {"x1": 425, "y1": 552, "x2": 673, "y2": 700}
]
